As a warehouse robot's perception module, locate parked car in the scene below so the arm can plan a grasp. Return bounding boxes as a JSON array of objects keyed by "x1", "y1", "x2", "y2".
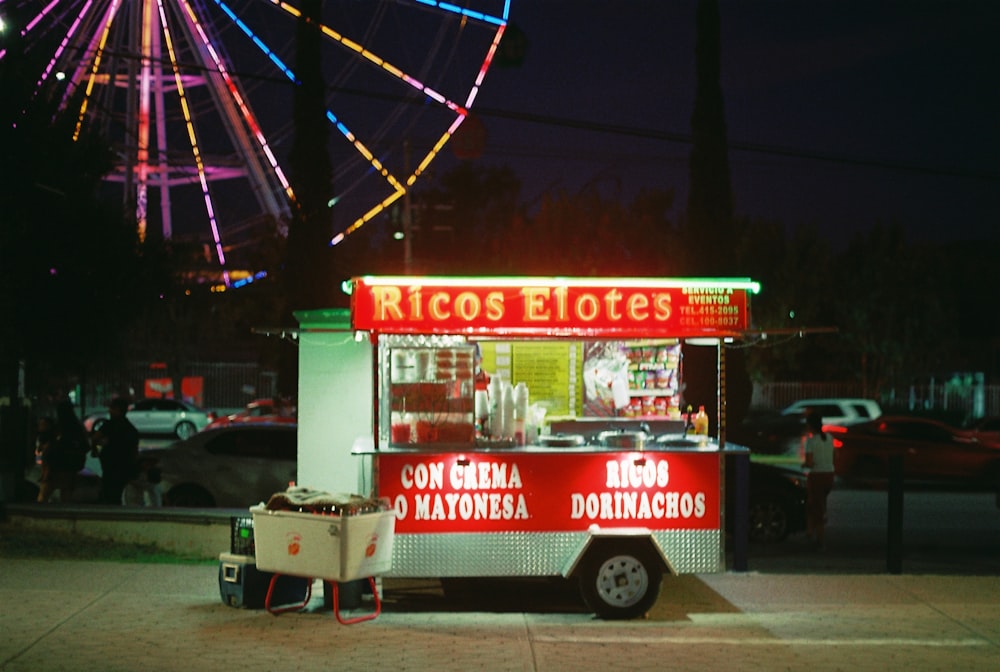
[
  {"x1": 728, "y1": 458, "x2": 808, "y2": 543},
  {"x1": 659, "y1": 437, "x2": 807, "y2": 543},
  {"x1": 831, "y1": 416, "x2": 1000, "y2": 488},
  {"x1": 782, "y1": 398, "x2": 882, "y2": 426},
  {"x1": 730, "y1": 399, "x2": 883, "y2": 460},
  {"x1": 970, "y1": 417, "x2": 1000, "y2": 434},
  {"x1": 86, "y1": 398, "x2": 215, "y2": 440},
  {"x1": 728, "y1": 410, "x2": 808, "y2": 458},
  {"x1": 205, "y1": 398, "x2": 296, "y2": 429},
  {"x1": 141, "y1": 423, "x2": 297, "y2": 507}
]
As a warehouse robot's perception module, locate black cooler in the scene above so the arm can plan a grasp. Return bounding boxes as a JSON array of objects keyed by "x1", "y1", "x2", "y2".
[{"x1": 218, "y1": 552, "x2": 311, "y2": 609}]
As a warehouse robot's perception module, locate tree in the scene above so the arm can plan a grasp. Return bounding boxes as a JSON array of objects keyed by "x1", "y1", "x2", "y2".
[
  {"x1": 832, "y1": 224, "x2": 956, "y2": 397},
  {"x1": 0, "y1": 45, "x2": 153, "y2": 400},
  {"x1": 733, "y1": 217, "x2": 840, "y2": 381}
]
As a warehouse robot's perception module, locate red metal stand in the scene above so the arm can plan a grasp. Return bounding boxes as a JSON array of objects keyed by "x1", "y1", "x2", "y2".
[
  {"x1": 331, "y1": 577, "x2": 382, "y2": 624},
  {"x1": 264, "y1": 574, "x2": 313, "y2": 614},
  {"x1": 264, "y1": 574, "x2": 382, "y2": 624}
]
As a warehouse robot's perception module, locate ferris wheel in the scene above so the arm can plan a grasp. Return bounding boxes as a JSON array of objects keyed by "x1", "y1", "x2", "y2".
[{"x1": 0, "y1": 0, "x2": 509, "y2": 283}]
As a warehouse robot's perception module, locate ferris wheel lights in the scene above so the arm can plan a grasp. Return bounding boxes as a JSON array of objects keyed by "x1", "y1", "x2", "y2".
[{"x1": 21, "y1": 0, "x2": 507, "y2": 256}]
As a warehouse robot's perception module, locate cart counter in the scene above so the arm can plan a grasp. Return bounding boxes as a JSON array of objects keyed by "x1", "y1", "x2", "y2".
[{"x1": 365, "y1": 442, "x2": 737, "y2": 578}]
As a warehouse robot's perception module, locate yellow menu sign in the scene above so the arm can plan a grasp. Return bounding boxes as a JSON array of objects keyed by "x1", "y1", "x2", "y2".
[{"x1": 478, "y1": 341, "x2": 583, "y2": 417}]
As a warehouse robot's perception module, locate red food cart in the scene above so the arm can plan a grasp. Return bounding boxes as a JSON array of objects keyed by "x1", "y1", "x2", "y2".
[{"x1": 301, "y1": 275, "x2": 760, "y2": 619}]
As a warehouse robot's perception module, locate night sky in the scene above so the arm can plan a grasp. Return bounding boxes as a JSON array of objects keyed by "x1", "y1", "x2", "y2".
[{"x1": 460, "y1": 1, "x2": 999, "y2": 246}]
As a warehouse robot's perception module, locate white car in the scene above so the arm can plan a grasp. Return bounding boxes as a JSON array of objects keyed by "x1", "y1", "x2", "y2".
[
  {"x1": 781, "y1": 398, "x2": 883, "y2": 426},
  {"x1": 140, "y1": 423, "x2": 297, "y2": 508},
  {"x1": 86, "y1": 398, "x2": 215, "y2": 440}
]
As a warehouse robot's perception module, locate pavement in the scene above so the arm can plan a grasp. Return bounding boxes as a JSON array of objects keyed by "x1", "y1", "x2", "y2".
[
  {"x1": 1, "y1": 487, "x2": 998, "y2": 671},
  {"x1": 0, "y1": 554, "x2": 997, "y2": 672}
]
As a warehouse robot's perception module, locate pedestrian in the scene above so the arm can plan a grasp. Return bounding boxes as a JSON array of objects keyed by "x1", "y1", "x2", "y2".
[
  {"x1": 37, "y1": 400, "x2": 90, "y2": 503},
  {"x1": 802, "y1": 410, "x2": 836, "y2": 549},
  {"x1": 91, "y1": 397, "x2": 140, "y2": 505},
  {"x1": 34, "y1": 415, "x2": 55, "y2": 473}
]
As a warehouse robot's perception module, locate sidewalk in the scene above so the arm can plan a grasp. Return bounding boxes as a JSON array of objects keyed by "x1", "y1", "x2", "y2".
[{"x1": 1, "y1": 558, "x2": 997, "y2": 672}]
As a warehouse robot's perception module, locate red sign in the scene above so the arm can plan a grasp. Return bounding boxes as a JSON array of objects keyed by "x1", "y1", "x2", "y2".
[
  {"x1": 351, "y1": 276, "x2": 755, "y2": 337},
  {"x1": 377, "y1": 451, "x2": 721, "y2": 534}
]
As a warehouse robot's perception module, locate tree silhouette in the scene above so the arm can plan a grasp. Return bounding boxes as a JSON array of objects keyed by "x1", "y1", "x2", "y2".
[{"x1": 0, "y1": 45, "x2": 154, "y2": 400}]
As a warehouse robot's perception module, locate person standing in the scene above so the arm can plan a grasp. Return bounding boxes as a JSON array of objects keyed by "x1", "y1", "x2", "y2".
[
  {"x1": 802, "y1": 410, "x2": 836, "y2": 550},
  {"x1": 34, "y1": 416, "x2": 56, "y2": 482},
  {"x1": 37, "y1": 400, "x2": 89, "y2": 503},
  {"x1": 92, "y1": 398, "x2": 140, "y2": 505}
]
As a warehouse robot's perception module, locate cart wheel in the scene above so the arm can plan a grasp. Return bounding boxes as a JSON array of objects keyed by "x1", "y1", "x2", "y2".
[{"x1": 578, "y1": 541, "x2": 663, "y2": 620}]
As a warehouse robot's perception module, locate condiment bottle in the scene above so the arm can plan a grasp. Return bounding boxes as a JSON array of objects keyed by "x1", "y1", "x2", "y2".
[{"x1": 694, "y1": 406, "x2": 709, "y2": 438}]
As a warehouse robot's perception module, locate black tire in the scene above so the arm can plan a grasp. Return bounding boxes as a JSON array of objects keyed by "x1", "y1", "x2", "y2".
[
  {"x1": 175, "y1": 421, "x2": 197, "y2": 440},
  {"x1": 165, "y1": 484, "x2": 215, "y2": 507},
  {"x1": 748, "y1": 496, "x2": 790, "y2": 543},
  {"x1": 578, "y1": 541, "x2": 663, "y2": 620}
]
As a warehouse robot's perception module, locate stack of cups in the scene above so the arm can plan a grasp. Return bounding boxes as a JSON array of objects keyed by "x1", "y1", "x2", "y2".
[
  {"x1": 488, "y1": 373, "x2": 504, "y2": 439},
  {"x1": 501, "y1": 382, "x2": 515, "y2": 440},
  {"x1": 513, "y1": 382, "x2": 529, "y2": 445},
  {"x1": 475, "y1": 390, "x2": 489, "y2": 437}
]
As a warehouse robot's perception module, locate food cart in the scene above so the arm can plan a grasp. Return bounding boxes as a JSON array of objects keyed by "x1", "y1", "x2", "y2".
[{"x1": 299, "y1": 275, "x2": 759, "y2": 619}]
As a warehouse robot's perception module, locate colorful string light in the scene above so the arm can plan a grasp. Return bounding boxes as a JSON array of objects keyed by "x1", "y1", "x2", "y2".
[{"x1": 3, "y1": 0, "x2": 510, "y2": 282}]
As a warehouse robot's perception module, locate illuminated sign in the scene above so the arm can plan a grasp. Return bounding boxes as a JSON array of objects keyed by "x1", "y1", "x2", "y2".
[
  {"x1": 377, "y1": 451, "x2": 721, "y2": 534},
  {"x1": 351, "y1": 276, "x2": 758, "y2": 337}
]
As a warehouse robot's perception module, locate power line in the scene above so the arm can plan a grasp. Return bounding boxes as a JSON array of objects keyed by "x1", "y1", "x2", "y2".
[
  {"x1": 470, "y1": 105, "x2": 1000, "y2": 182},
  {"x1": 25, "y1": 44, "x2": 996, "y2": 183}
]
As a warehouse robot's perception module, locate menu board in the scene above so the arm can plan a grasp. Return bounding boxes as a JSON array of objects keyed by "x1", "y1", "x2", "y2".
[
  {"x1": 479, "y1": 341, "x2": 582, "y2": 417},
  {"x1": 512, "y1": 342, "x2": 581, "y2": 417}
]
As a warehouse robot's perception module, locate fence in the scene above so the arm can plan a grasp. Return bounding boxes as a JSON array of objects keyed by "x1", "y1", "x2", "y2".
[
  {"x1": 74, "y1": 364, "x2": 999, "y2": 422},
  {"x1": 77, "y1": 362, "x2": 278, "y2": 416},
  {"x1": 751, "y1": 381, "x2": 1000, "y2": 420}
]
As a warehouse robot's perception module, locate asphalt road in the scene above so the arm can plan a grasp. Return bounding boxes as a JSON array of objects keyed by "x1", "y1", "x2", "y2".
[{"x1": 738, "y1": 485, "x2": 1000, "y2": 576}]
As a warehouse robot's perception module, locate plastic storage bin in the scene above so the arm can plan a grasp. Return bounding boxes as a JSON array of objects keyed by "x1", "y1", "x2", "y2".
[{"x1": 250, "y1": 506, "x2": 395, "y2": 582}]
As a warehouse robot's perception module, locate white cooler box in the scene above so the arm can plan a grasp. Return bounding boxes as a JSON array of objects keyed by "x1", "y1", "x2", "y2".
[{"x1": 250, "y1": 505, "x2": 396, "y2": 582}]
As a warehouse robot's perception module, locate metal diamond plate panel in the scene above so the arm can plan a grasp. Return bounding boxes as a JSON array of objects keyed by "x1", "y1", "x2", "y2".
[{"x1": 386, "y1": 530, "x2": 722, "y2": 577}]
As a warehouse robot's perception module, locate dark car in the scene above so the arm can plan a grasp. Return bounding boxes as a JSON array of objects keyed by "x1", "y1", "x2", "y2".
[
  {"x1": 141, "y1": 423, "x2": 297, "y2": 507},
  {"x1": 655, "y1": 436, "x2": 807, "y2": 543},
  {"x1": 971, "y1": 417, "x2": 1000, "y2": 434},
  {"x1": 727, "y1": 459, "x2": 808, "y2": 543},
  {"x1": 831, "y1": 416, "x2": 1000, "y2": 488},
  {"x1": 728, "y1": 410, "x2": 806, "y2": 458}
]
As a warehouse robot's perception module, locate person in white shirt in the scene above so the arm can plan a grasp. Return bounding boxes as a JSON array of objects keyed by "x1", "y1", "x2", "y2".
[{"x1": 802, "y1": 410, "x2": 836, "y2": 549}]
